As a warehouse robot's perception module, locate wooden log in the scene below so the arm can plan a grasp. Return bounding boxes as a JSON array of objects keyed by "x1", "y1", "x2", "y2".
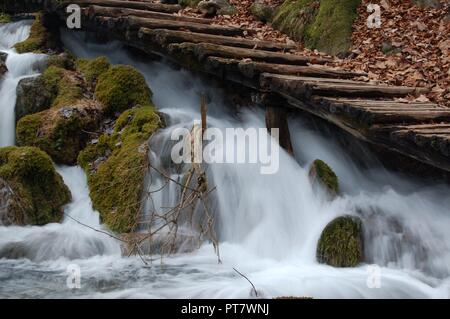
[
  {"x1": 138, "y1": 28, "x2": 295, "y2": 52},
  {"x1": 168, "y1": 43, "x2": 331, "y2": 66},
  {"x1": 86, "y1": 5, "x2": 211, "y2": 24},
  {"x1": 205, "y1": 57, "x2": 367, "y2": 80},
  {"x1": 261, "y1": 73, "x2": 429, "y2": 99},
  {"x1": 119, "y1": 16, "x2": 244, "y2": 36},
  {"x1": 71, "y1": 0, "x2": 181, "y2": 13},
  {"x1": 265, "y1": 105, "x2": 294, "y2": 155}
]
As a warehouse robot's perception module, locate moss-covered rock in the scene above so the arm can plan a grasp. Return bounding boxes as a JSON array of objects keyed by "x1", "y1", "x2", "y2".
[
  {"x1": 95, "y1": 65, "x2": 152, "y2": 116},
  {"x1": 14, "y1": 13, "x2": 57, "y2": 54},
  {"x1": 78, "y1": 106, "x2": 163, "y2": 234},
  {"x1": 0, "y1": 146, "x2": 71, "y2": 226},
  {"x1": 76, "y1": 56, "x2": 110, "y2": 87},
  {"x1": 316, "y1": 215, "x2": 364, "y2": 267},
  {"x1": 250, "y1": 0, "x2": 277, "y2": 23},
  {"x1": 15, "y1": 76, "x2": 53, "y2": 123},
  {"x1": 273, "y1": 0, "x2": 361, "y2": 55},
  {"x1": 16, "y1": 101, "x2": 102, "y2": 165},
  {"x1": 309, "y1": 159, "x2": 339, "y2": 197}
]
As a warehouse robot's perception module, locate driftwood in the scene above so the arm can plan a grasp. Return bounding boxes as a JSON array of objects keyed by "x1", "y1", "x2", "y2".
[{"x1": 138, "y1": 28, "x2": 295, "y2": 52}]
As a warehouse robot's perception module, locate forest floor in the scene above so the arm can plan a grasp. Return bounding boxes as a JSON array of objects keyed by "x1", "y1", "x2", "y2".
[{"x1": 179, "y1": 0, "x2": 450, "y2": 106}]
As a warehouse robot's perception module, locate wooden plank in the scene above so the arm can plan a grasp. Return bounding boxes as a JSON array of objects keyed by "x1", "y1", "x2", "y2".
[
  {"x1": 261, "y1": 73, "x2": 429, "y2": 99},
  {"x1": 71, "y1": 0, "x2": 182, "y2": 13},
  {"x1": 121, "y1": 16, "x2": 244, "y2": 36},
  {"x1": 138, "y1": 28, "x2": 295, "y2": 52},
  {"x1": 86, "y1": 5, "x2": 211, "y2": 24},
  {"x1": 168, "y1": 43, "x2": 331, "y2": 66}
]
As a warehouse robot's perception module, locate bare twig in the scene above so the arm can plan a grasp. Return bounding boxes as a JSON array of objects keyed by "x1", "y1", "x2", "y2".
[{"x1": 233, "y1": 268, "x2": 258, "y2": 298}]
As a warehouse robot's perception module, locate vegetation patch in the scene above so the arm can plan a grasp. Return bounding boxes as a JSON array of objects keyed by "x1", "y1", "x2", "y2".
[
  {"x1": 273, "y1": 0, "x2": 361, "y2": 55},
  {"x1": 95, "y1": 65, "x2": 152, "y2": 116},
  {"x1": 76, "y1": 56, "x2": 110, "y2": 87},
  {"x1": 0, "y1": 146, "x2": 71, "y2": 225},
  {"x1": 14, "y1": 13, "x2": 57, "y2": 54},
  {"x1": 0, "y1": 12, "x2": 11, "y2": 23},
  {"x1": 309, "y1": 159, "x2": 339, "y2": 197},
  {"x1": 316, "y1": 215, "x2": 364, "y2": 267},
  {"x1": 78, "y1": 106, "x2": 163, "y2": 234}
]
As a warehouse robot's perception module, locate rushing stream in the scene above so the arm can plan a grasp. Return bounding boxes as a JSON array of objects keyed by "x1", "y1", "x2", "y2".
[{"x1": 0, "y1": 21, "x2": 450, "y2": 298}]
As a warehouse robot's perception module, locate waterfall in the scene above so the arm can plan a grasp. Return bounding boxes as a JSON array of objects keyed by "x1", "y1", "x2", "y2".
[
  {"x1": 0, "y1": 23, "x2": 120, "y2": 263},
  {"x1": 0, "y1": 26, "x2": 449, "y2": 298},
  {"x1": 0, "y1": 21, "x2": 47, "y2": 147}
]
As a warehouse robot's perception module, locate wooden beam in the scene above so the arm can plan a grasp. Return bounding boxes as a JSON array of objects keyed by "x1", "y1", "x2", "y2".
[
  {"x1": 71, "y1": 0, "x2": 181, "y2": 13},
  {"x1": 138, "y1": 28, "x2": 295, "y2": 52}
]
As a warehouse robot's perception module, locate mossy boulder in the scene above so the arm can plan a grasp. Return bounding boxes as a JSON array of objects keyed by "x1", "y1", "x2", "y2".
[
  {"x1": 75, "y1": 56, "x2": 110, "y2": 87},
  {"x1": 273, "y1": 0, "x2": 361, "y2": 55},
  {"x1": 78, "y1": 106, "x2": 163, "y2": 234},
  {"x1": 15, "y1": 76, "x2": 53, "y2": 123},
  {"x1": 309, "y1": 159, "x2": 339, "y2": 197},
  {"x1": 16, "y1": 101, "x2": 102, "y2": 165},
  {"x1": 14, "y1": 13, "x2": 58, "y2": 54},
  {"x1": 316, "y1": 215, "x2": 364, "y2": 267},
  {"x1": 250, "y1": 0, "x2": 277, "y2": 23},
  {"x1": 0, "y1": 146, "x2": 71, "y2": 226},
  {"x1": 95, "y1": 65, "x2": 152, "y2": 116}
]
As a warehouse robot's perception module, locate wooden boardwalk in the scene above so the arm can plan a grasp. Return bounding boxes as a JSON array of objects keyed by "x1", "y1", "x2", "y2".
[{"x1": 7, "y1": 0, "x2": 450, "y2": 173}]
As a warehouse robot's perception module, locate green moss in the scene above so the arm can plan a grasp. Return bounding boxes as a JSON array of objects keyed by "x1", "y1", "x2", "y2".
[
  {"x1": 78, "y1": 106, "x2": 162, "y2": 233},
  {"x1": 46, "y1": 52, "x2": 76, "y2": 70},
  {"x1": 306, "y1": 0, "x2": 361, "y2": 55},
  {"x1": 14, "y1": 13, "x2": 54, "y2": 54},
  {"x1": 273, "y1": 0, "x2": 361, "y2": 55},
  {"x1": 76, "y1": 56, "x2": 110, "y2": 86},
  {"x1": 95, "y1": 65, "x2": 152, "y2": 115},
  {"x1": 272, "y1": 0, "x2": 318, "y2": 41},
  {"x1": 316, "y1": 215, "x2": 364, "y2": 267},
  {"x1": 16, "y1": 106, "x2": 101, "y2": 165},
  {"x1": 309, "y1": 159, "x2": 339, "y2": 196},
  {"x1": 0, "y1": 146, "x2": 71, "y2": 225},
  {"x1": 0, "y1": 12, "x2": 11, "y2": 23},
  {"x1": 40, "y1": 65, "x2": 83, "y2": 108}
]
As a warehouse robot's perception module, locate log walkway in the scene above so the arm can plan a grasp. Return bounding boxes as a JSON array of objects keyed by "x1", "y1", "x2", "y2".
[{"x1": 5, "y1": 0, "x2": 450, "y2": 173}]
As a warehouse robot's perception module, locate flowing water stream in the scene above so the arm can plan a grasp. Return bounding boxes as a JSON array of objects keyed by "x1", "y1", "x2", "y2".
[{"x1": 0, "y1": 22, "x2": 449, "y2": 298}]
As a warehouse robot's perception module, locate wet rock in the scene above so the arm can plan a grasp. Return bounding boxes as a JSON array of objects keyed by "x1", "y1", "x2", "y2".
[
  {"x1": 316, "y1": 215, "x2": 364, "y2": 267},
  {"x1": 0, "y1": 52, "x2": 7, "y2": 79},
  {"x1": 250, "y1": 0, "x2": 276, "y2": 23},
  {"x1": 78, "y1": 107, "x2": 163, "y2": 234},
  {"x1": 309, "y1": 159, "x2": 339, "y2": 197},
  {"x1": 198, "y1": 0, "x2": 236, "y2": 17},
  {"x1": 0, "y1": 146, "x2": 71, "y2": 226},
  {"x1": 15, "y1": 76, "x2": 52, "y2": 123}
]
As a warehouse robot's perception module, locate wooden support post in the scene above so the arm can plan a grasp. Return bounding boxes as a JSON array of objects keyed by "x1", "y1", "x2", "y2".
[{"x1": 265, "y1": 102, "x2": 294, "y2": 156}]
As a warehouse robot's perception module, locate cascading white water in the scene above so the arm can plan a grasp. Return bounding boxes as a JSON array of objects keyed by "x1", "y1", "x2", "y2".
[
  {"x1": 0, "y1": 27, "x2": 449, "y2": 298},
  {"x1": 0, "y1": 23, "x2": 120, "y2": 264},
  {"x1": 0, "y1": 21, "x2": 47, "y2": 147}
]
